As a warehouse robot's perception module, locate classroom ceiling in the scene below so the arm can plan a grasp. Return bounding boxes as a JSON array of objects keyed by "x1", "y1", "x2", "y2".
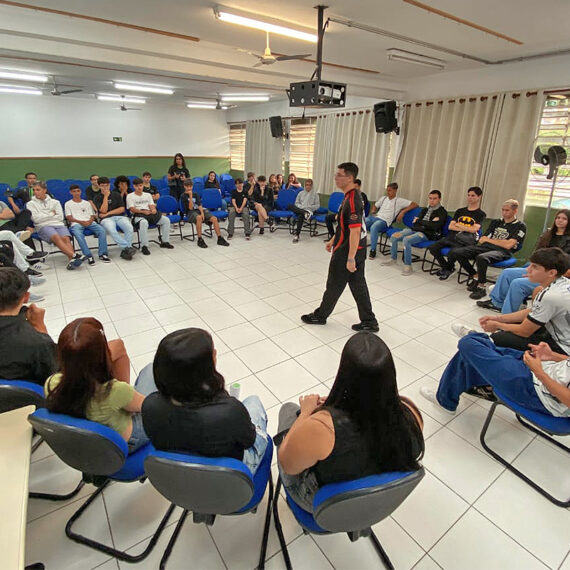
[{"x1": 0, "y1": 0, "x2": 568, "y2": 106}]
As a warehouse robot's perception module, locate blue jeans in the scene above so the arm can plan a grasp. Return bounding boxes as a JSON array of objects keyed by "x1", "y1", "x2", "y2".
[
  {"x1": 365, "y1": 217, "x2": 389, "y2": 252},
  {"x1": 241, "y1": 395, "x2": 269, "y2": 474},
  {"x1": 134, "y1": 215, "x2": 171, "y2": 247},
  {"x1": 390, "y1": 228, "x2": 427, "y2": 265},
  {"x1": 101, "y1": 216, "x2": 133, "y2": 250},
  {"x1": 70, "y1": 222, "x2": 108, "y2": 258},
  {"x1": 490, "y1": 267, "x2": 538, "y2": 314},
  {"x1": 436, "y1": 333, "x2": 548, "y2": 413},
  {"x1": 127, "y1": 363, "x2": 157, "y2": 453}
]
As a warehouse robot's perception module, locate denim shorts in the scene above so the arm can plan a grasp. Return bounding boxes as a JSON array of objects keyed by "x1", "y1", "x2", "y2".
[
  {"x1": 37, "y1": 225, "x2": 70, "y2": 242},
  {"x1": 127, "y1": 413, "x2": 150, "y2": 453}
]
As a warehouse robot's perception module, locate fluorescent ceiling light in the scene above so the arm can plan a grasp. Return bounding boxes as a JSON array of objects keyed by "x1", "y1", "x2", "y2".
[
  {"x1": 0, "y1": 86, "x2": 42, "y2": 95},
  {"x1": 97, "y1": 95, "x2": 146, "y2": 104},
  {"x1": 114, "y1": 82, "x2": 174, "y2": 95},
  {"x1": 221, "y1": 95, "x2": 269, "y2": 102},
  {"x1": 387, "y1": 49, "x2": 445, "y2": 70},
  {"x1": 186, "y1": 103, "x2": 229, "y2": 110},
  {"x1": 0, "y1": 70, "x2": 48, "y2": 83},
  {"x1": 214, "y1": 9, "x2": 317, "y2": 43}
]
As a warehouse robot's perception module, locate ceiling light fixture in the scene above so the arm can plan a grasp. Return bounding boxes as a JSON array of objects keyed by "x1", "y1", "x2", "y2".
[
  {"x1": 0, "y1": 70, "x2": 49, "y2": 83},
  {"x1": 97, "y1": 95, "x2": 146, "y2": 104},
  {"x1": 214, "y1": 8, "x2": 317, "y2": 43},
  {"x1": 221, "y1": 95, "x2": 270, "y2": 102},
  {"x1": 114, "y1": 82, "x2": 174, "y2": 95},
  {"x1": 0, "y1": 86, "x2": 43, "y2": 95},
  {"x1": 186, "y1": 103, "x2": 228, "y2": 109},
  {"x1": 387, "y1": 49, "x2": 445, "y2": 70}
]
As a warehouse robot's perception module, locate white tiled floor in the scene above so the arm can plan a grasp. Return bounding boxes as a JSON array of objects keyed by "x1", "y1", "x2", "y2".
[{"x1": 25, "y1": 228, "x2": 570, "y2": 570}]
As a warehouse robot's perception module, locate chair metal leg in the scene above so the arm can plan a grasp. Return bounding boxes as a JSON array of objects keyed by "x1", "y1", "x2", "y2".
[
  {"x1": 480, "y1": 402, "x2": 570, "y2": 507},
  {"x1": 31, "y1": 435, "x2": 44, "y2": 454},
  {"x1": 272, "y1": 477, "x2": 293, "y2": 570},
  {"x1": 65, "y1": 480, "x2": 177, "y2": 562},
  {"x1": 29, "y1": 479, "x2": 85, "y2": 501},
  {"x1": 370, "y1": 530, "x2": 395, "y2": 570},
  {"x1": 258, "y1": 474, "x2": 274, "y2": 570},
  {"x1": 159, "y1": 508, "x2": 189, "y2": 570}
]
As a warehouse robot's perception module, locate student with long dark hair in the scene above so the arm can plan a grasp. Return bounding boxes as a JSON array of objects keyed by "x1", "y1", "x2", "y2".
[
  {"x1": 277, "y1": 332, "x2": 424, "y2": 512},
  {"x1": 167, "y1": 153, "x2": 190, "y2": 200},
  {"x1": 142, "y1": 328, "x2": 269, "y2": 473},
  {"x1": 45, "y1": 317, "x2": 156, "y2": 453}
]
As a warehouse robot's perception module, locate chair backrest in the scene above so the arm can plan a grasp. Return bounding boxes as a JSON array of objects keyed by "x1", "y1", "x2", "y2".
[
  {"x1": 403, "y1": 207, "x2": 422, "y2": 229},
  {"x1": 28, "y1": 408, "x2": 128, "y2": 475},
  {"x1": 441, "y1": 215, "x2": 452, "y2": 236},
  {"x1": 192, "y1": 177, "x2": 205, "y2": 190},
  {"x1": 276, "y1": 189, "x2": 297, "y2": 210},
  {"x1": 0, "y1": 380, "x2": 45, "y2": 414},
  {"x1": 201, "y1": 189, "x2": 222, "y2": 210},
  {"x1": 313, "y1": 468, "x2": 424, "y2": 532},
  {"x1": 145, "y1": 450, "x2": 254, "y2": 514},
  {"x1": 157, "y1": 195, "x2": 179, "y2": 214},
  {"x1": 327, "y1": 192, "x2": 344, "y2": 213}
]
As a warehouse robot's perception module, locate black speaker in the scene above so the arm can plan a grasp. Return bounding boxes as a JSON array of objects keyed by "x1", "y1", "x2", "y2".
[
  {"x1": 373, "y1": 101, "x2": 398, "y2": 134},
  {"x1": 269, "y1": 116, "x2": 284, "y2": 138}
]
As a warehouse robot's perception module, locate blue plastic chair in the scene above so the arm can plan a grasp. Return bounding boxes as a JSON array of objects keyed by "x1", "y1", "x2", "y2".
[
  {"x1": 220, "y1": 173, "x2": 235, "y2": 195},
  {"x1": 28, "y1": 408, "x2": 175, "y2": 562},
  {"x1": 157, "y1": 195, "x2": 183, "y2": 240},
  {"x1": 178, "y1": 197, "x2": 196, "y2": 242},
  {"x1": 0, "y1": 182, "x2": 11, "y2": 194},
  {"x1": 201, "y1": 189, "x2": 228, "y2": 220},
  {"x1": 311, "y1": 192, "x2": 344, "y2": 236},
  {"x1": 481, "y1": 390, "x2": 570, "y2": 507},
  {"x1": 192, "y1": 177, "x2": 205, "y2": 192},
  {"x1": 145, "y1": 438, "x2": 274, "y2": 569},
  {"x1": 273, "y1": 468, "x2": 425, "y2": 570},
  {"x1": 268, "y1": 189, "x2": 297, "y2": 232},
  {"x1": 409, "y1": 215, "x2": 452, "y2": 272}
]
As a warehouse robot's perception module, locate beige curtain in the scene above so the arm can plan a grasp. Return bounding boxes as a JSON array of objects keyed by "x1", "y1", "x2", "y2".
[
  {"x1": 244, "y1": 120, "x2": 283, "y2": 175},
  {"x1": 313, "y1": 111, "x2": 390, "y2": 197},
  {"x1": 394, "y1": 90, "x2": 545, "y2": 217}
]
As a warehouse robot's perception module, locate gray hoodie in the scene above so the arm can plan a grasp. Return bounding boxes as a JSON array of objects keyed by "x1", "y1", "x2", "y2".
[{"x1": 294, "y1": 188, "x2": 320, "y2": 212}]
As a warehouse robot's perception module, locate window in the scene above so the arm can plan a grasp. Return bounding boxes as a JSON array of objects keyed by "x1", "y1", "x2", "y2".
[
  {"x1": 289, "y1": 118, "x2": 316, "y2": 179},
  {"x1": 229, "y1": 123, "x2": 246, "y2": 171},
  {"x1": 525, "y1": 96, "x2": 570, "y2": 208}
]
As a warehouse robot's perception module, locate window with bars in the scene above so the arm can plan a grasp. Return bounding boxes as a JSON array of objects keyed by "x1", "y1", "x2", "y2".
[
  {"x1": 229, "y1": 123, "x2": 246, "y2": 171},
  {"x1": 289, "y1": 118, "x2": 316, "y2": 179},
  {"x1": 525, "y1": 96, "x2": 570, "y2": 208}
]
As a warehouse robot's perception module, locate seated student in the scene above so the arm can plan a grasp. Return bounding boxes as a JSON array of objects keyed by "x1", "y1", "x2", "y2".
[
  {"x1": 250, "y1": 175, "x2": 273, "y2": 235},
  {"x1": 289, "y1": 178, "x2": 321, "y2": 243},
  {"x1": 45, "y1": 317, "x2": 156, "y2": 453},
  {"x1": 127, "y1": 178, "x2": 173, "y2": 255},
  {"x1": 285, "y1": 173, "x2": 302, "y2": 190},
  {"x1": 381, "y1": 190, "x2": 447, "y2": 275},
  {"x1": 452, "y1": 248, "x2": 570, "y2": 353},
  {"x1": 420, "y1": 336, "x2": 570, "y2": 418},
  {"x1": 0, "y1": 267, "x2": 56, "y2": 384},
  {"x1": 181, "y1": 179, "x2": 229, "y2": 249},
  {"x1": 244, "y1": 171, "x2": 259, "y2": 195},
  {"x1": 0, "y1": 199, "x2": 46, "y2": 262},
  {"x1": 114, "y1": 175, "x2": 132, "y2": 203},
  {"x1": 325, "y1": 179, "x2": 369, "y2": 241},
  {"x1": 276, "y1": 173, "x2": 285, "y2": 191},
  {"x1": 0, "y1": 234, "x2": 46, "y2": 287},
  {"x1": 227, "y1": 178, "x2": 251, "y2": 240},
  {"x1": 276, "y1": 333, "x2": 424, "y2": 512},
  {"x1": 4, "y1": 172, "x2": 38, "y2": 249},
  {"x1": 65, "y1": 185, "x2": 111, "y2": 265},
  {"x1": 96, "y1": 177, "x2": 136, "y2": 261},
  {"x1": 204, "y1": 170, "x2": 227, "y2": 210},
  {"x1": 449, "y1": 199, "x2": 526, "y2": 299},
  {"x1": 142, "y1": 328, "x2": 269, "y2": 474},
  {"x1": 142, "y1": 171, "x2": 159, "y2": 202},
  {"x1": 429, "y1": 186, "x2": 486, "y2": 280},
  {"x1": 477, "y1": 209, "x2": 570, "y2": 313},
  {"x1": 365, "y1": 183, "x2": 418, "y2": 259},
  {"x1": 268, "y1": 174, "x2": 280, "y2": 199},
  {"x1": 27, "y1": 181, "x2": 83, "y2": 271},
  {"x1": 85, "y1": 174, "x2": 100, "y2": 211}
]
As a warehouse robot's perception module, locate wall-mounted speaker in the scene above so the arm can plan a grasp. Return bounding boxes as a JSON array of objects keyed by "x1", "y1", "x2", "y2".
[
  {"x1": 373, "y1": 101, "x2": 399, "y2": 134},
  {"x1": 269, "y1": 116, "x2": 284, "y2": 138}
]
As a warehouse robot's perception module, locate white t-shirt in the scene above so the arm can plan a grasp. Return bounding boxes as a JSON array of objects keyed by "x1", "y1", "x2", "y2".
[
  {"x1": 528, "y1": 276, "x2": 570, "y2": 356},
  {"x1": 532, "y1": 358, "x2": 570, "y2": 417},
  {"x1": 126, "y1": 192, "x2": 154, "y2": 213},
  {"x1": 373, "y1": 196, "x2": 411, "y2": 225},
  {"x1": 64, "y1": 199, "x2": 94, "y2": 222}
]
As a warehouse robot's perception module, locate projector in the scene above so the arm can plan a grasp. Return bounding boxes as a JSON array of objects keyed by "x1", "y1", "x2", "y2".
[{"x1": 288, "y1": 80, "x2": 347, "y2": 108}]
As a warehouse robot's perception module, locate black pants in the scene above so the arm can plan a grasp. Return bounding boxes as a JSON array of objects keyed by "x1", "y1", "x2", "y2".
[
  {"x1": 428, "y1": 235, "x2": 459, "y2": 271},
  {"x1": 325, "y1": 213, "x2": 337, "y2": 238},
  {"x1": 287, "y1": 204, "x2": 308, "y2": 235},
  {"x1": 491, "y1": 327, "x2": 566, "y2": 354},
  {"x1": 448, "y1": 245, "x2": 510, "y2": 283},
  {"x1": 315, "y1": 248, "x2": 376, "y2": 324},
  {"x1": 1, "y1": 209, "x2": 35, "y2": 250}
]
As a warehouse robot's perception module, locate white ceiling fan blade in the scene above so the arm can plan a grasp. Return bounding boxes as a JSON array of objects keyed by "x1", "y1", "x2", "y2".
[{"x1": 276, "y1": 54, "x2": 312, "y2": 61}]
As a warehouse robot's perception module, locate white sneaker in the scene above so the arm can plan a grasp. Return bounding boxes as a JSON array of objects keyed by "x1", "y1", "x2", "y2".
[
  {"x1": 16, "y1": 230, "x2": 31, "y2": 242},
  {"x1": 488, "y1": 284, "x2": 495, "y2": 295},
  {"x1": 420, "y1": 387, "x2": 456, "y2": 415},
  {"x1": 381, "y1": 258, "x2": 397, "y2": 266},
  {"x1": 451, "y1": 323, "x2": 476, "y2": 338},
  {"x1": 401, "y1": 265, "x2": 413, "y2": 275},
  {"x1": 292, "y1": 235, "x2": 299, "y2": 243}
]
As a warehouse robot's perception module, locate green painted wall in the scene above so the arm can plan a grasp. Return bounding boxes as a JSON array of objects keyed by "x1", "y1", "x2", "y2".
[{"x1": 0, "y1": 157, "x2": 230, "y2": 187}]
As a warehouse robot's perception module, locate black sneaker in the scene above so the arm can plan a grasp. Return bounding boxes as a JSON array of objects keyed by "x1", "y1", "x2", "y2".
[
  {"x1": 469, "y1": 287, "x2": 487, "y2": 300},
  {"x1": 476, "y1": 299, "x2": 501, "y2": 312},
  {"x1": 66, "y1": 254, "x2": 83, "y2": 270},
  {"x1": 439, "y1": 269, "x2": 455, "y2": 280},
  {"x1": 197, "y1": 237, "x2": 208, "y2": 249},
  {"x1": 466, "y1": 385, "x2": 497, "y2": 402},
  {"x1": 227, "y1": 234, "x2": 233, "y2": 239},
  {"x1": 86, "y1": 256, "x2": 95, "y2": 266},
  {"x1": 160, "y1": 242, "x2": 174, "y2": 249},
  {"x1": 301, "y1": 312, "x2": 327, "y2": 325},
  {"x1": 127, "y1": 247, "x2": 137, "y2": 256},
  {"x1": 99, "y1": 254, "x2": 111, "y2": 263},
  {"x1": 369, "y1": 250, "x2": 376, "y2": 259},
  {"x1": 245, "y1": 233, "x2": 251, "y2": 240},
  {"x1": 25, "y1": 267, "x2": 43, "y2": 277},
  {"x1": 217, "y1": 236, "x2": 230, "y2": 246},
  {"x1": 120, "y1": 248, "x2": 133, "y2": 260},
  {"x1": 26, "y1": 251, "x2": 48, "y2": 262},
  {"x1": 466, "y1": 279, "x2": 479, "y2": 292},
  {"x1": 352, "y1": 322, "x2": 380, "y2": 332},
  {"x1": 259, "y1": 227, "x2": 265, "y2": 235},
  {"x1": 141, "y1": 246, "x2": 151, "y2": 255}
]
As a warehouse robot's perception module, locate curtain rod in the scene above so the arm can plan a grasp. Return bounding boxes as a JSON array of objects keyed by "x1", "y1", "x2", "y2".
[{"x1": 227, "y1": 106, "x2": 373, "y2": 125}]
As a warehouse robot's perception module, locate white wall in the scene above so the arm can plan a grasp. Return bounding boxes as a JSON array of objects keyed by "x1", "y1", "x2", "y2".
[
  {"x1": 0, "y1": 95, "x2": 229, "y2": 157},
  {"x1": 404, "y1": 54, "x2": 570, "y2": 101}
]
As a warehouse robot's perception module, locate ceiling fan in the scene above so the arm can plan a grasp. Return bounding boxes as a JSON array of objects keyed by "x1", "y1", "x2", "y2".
[
  {"x1": 117, "y1": 95, "x2": 142, "y2": 111},
  {"x1": 49, "y1": 76, "x2": 83, "y2": 96},
  {"x1": 239, "y1": 32, "x2": 311, "y2": 67}
]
